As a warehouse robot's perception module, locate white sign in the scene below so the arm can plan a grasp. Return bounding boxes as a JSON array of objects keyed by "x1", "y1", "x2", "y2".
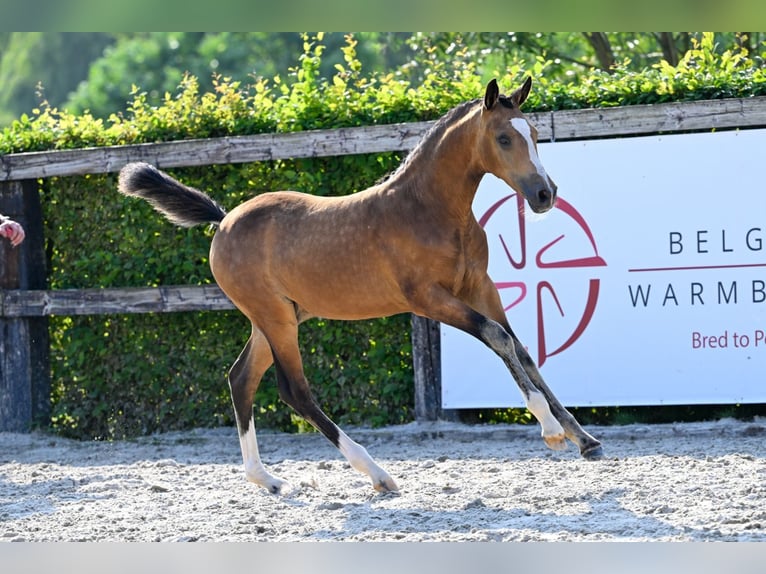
[{"x1": 442, "y1": 129, "x2": 766, "y2": 408}]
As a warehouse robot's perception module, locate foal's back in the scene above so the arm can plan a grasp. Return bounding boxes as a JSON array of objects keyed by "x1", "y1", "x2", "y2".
[{"x1": 208, "y1": 185, "x2": 418, "y2": 321}]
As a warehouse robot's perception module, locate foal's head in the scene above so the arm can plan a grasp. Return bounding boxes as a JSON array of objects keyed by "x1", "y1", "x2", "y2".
[{"x1": 479, "y1": 78, "x2": 557, "y2": 214}]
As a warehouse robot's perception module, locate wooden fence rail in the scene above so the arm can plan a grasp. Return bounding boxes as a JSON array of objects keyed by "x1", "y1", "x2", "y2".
[
  {"x1": 3, "y1": 96, "x2": 766, "y2": 183},
  {"x1": 2, "y1": 96, "x2": 766, "y2": 431}
]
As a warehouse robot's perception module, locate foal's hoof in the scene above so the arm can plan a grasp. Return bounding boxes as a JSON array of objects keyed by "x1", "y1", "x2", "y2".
[
  {"x1": 542, "y1": 433, "x2": 568, "y2": 451},
  {"x1": 246, "y1": 472, "x2": 288, "y2": 495},
  {"x1": 373, "y1": 475, "x2": 400, "y2": 494},
  {"x1": 266, "y1": 479, "x2": 289, "y2": 495},
  {"x1": 580, "y1": 443, "x2": 604, "y2": 460}
]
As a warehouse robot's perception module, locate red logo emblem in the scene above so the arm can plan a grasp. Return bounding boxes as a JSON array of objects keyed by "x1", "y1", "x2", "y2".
[{"x1": 479, "y1": 194, "x2": 606, "y2": 366}]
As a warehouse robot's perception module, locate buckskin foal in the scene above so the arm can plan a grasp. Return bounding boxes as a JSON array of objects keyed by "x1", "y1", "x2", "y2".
[{"x1": 118, "y1": 78, "x2": 603, "y2": 495}]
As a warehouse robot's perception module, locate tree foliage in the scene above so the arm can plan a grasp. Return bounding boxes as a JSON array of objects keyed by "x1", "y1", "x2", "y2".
[
  {"x1": 0, "y1": 32, "x2": 114, "y2": 125},
  {"x1": 1, "y1": 32, "x2": 764, "y2": 127}
]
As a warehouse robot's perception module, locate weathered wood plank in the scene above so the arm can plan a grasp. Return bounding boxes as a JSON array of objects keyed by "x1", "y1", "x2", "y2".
[
  {"x1": 0, "y1": 121, "x2": 434, "y2": 182},
  {"x1": 411, "y1": 315, "x2": 458, "y2": 422},
  {"x1": 1, "y1": 285, "x2": 234, "y2": 317},
  {"x1": 553, "y1": 97, "x2": 766, "y2": 140},
  {"x1": 411, "y1": 315, "x2": 441, "y2": 422},
  {"x1": 0, "y1": 317, "x2": 33, "y2": 431},
  {"x1": 3, "y1": 97, "x2": 764, "y2": 182},
  {"x1": 0, "y1": 180, "x2": 49, "y2": 431}
]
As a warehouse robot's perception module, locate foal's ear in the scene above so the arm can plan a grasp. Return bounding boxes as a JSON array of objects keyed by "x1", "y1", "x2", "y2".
[
  {"x1": 510, "y1": 76, "x2": 533, "y2": 108},
  {"x1": 484, "y1": 79, "x2": 499, "y2": 110}
]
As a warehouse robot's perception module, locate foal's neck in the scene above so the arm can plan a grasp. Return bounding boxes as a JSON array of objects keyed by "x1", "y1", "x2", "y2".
[{"x1": 388, "y1": 104, "x2": 484, "y2": 224}]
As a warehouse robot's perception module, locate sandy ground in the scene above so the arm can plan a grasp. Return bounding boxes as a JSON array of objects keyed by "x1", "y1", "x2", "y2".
[{"x1": 1, "y1": 418, "x2": 765, "y2": 542}]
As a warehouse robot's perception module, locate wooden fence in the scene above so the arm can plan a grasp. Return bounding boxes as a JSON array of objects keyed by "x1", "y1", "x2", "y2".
[{"x1": 2, "y1": 96, "x2": 766, "y2": 432}]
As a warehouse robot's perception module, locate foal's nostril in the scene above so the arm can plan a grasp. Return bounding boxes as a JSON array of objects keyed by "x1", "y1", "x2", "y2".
[{"x1": 537, "y1": 188, "x2": 551, "y2": 205}]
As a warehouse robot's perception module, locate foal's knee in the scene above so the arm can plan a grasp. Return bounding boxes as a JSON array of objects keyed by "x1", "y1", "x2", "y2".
[{"x1": 478, "y1": 318, "x2": 515, "y2": 357}]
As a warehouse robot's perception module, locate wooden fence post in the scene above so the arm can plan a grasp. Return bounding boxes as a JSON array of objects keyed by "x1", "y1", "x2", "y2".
[
  {"x1": 410, "y1": 314, "x2": 457, "y2": 422},
  {"x1": 0, "y1": 180, "x2": 49, "y2": 432}
]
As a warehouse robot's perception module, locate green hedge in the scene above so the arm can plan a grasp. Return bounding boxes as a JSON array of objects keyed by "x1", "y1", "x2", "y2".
[
  {"x1": 2, "y1": 33, "x2": 765, "y2": 439},
  {"x1": 44, "y1": 157, "x2": 411, "y2": 439}
]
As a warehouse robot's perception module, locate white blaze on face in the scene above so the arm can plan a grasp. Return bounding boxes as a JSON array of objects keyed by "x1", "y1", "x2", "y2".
[{"x1": 510, "y1": 117, "x2": 548, "y2": 180}]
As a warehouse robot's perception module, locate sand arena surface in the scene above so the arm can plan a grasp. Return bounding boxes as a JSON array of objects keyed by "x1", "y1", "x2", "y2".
[{"x1": 1, "y1": 418, "x2": 765, "y2": 541}]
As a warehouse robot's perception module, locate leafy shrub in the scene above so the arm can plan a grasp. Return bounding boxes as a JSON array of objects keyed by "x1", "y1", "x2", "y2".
[{"x1": 43, "y1": 156, "x2": 412, "y2": 439}]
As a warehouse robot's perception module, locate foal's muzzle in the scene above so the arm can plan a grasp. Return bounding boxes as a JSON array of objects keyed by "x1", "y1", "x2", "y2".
[{"x1": 523, "y1": 175, "x2": 558, "y2": 214}]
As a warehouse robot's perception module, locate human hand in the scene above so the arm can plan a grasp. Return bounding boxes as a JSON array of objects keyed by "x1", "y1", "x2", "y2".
[{"x1": 0, "y1": 220, "x2": 25, "y2": 247}]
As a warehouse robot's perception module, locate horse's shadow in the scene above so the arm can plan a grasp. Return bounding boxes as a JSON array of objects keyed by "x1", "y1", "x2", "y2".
[{"x1": 309, "y1": 488, "x2": 702, "y2": 541}]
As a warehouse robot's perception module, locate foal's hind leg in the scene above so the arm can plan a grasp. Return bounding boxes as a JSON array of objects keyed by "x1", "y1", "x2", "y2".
[
  {"x1": 229, "y1": 329, "x2": 288, "y2": 494},
  {"x1": 261, "y1": 309, "x2": 398, "y2": 493}
]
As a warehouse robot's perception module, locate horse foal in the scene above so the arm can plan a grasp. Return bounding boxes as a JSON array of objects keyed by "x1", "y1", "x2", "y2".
[{"x1": 118, "y1": 78, "x2": 602, "y2": 495}]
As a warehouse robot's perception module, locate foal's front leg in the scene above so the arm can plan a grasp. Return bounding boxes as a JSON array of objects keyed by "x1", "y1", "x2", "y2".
[
  {"x1": 466, "y1": 279, "x2": 603, "y2": 459},
  {"x1": 416, "y1": 286, "x2": 572, "y2": 450},
  {"x1": 476, "y1": 317, "x2": 568, "y2": 451},
  {"x1": 512, "y1": 341, "x2": 603, "y2": 459}
]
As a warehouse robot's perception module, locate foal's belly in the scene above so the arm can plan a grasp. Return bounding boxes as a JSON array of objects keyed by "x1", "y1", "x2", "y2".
[{"x1": 281, "y1": 264, "x2": 411, "y2": 321}]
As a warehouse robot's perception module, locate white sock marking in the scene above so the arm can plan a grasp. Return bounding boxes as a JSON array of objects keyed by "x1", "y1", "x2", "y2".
[
  {"x1": 338, "y1": 432, "x2": 377, "y2": 475},
  {"x1": 525, "y1": 389, "x2": 564, "y2": 438},
  {"x1": 337, "y1": 431, "x2": 396, "y2": 491},
  {"x1": 239, "y1": 420, "x2": 283, "y2": 491}
]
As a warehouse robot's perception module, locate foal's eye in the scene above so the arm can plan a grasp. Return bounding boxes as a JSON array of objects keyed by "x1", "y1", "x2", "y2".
[{"x1": 497, "y1": 134, "x2": 511, "y2": 147}]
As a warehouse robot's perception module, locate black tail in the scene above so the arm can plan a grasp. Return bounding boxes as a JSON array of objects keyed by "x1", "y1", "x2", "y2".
[{"x1": 117, "y1": 162, "x2": 227, "y2": 228}]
